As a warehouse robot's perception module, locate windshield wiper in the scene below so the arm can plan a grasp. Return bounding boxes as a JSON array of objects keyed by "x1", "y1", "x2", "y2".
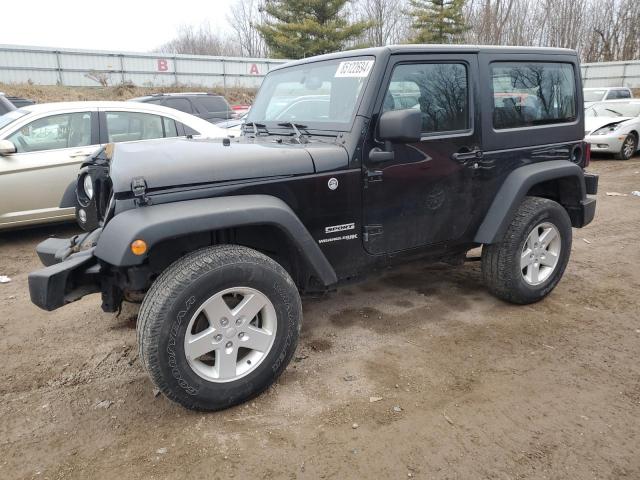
[
  {"x1": 604, "y1": 108, "x2": 623, "y2": 116},
  {"x1": 243, "y1": 122, "x2": 269, "y2": 137},
  {"x1": 277, "y1": 122, "x2": 310, "y2": 144}
]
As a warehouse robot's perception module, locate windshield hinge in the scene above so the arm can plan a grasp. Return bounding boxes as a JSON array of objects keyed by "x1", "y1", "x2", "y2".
[{"x1": 131, "y1": 177, "x2": 151, "y2": 206}]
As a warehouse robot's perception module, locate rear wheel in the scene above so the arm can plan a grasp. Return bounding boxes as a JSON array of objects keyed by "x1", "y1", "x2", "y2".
[
  {"x1": 137, "y1": 245, "x2": 302, "y2": 411},
  {"x1": 481, "y1": 196, "x2": 572, "y2": 304},
  {"x1": 615, "y1": 133, "x2": 636, "y2": 160}
]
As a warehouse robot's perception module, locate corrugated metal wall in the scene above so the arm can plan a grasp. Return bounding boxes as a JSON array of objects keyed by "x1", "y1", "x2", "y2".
[
  {"x1": 2, "y1": 44, "x2": 638, "y2": 90},
  {"x1": 581, "y1": 60, "x2": 640, "y2": 88},
  {"x1": 0, "y1": 44, "x2": 288, "y2": 89}
]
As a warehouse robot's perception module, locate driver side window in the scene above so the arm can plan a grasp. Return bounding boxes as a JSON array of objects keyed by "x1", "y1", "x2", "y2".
[
  {"x1": 383, "y1": 63, "x2": 469, "y2": 134},
  {"x1": 8, "y1": 112, "x2": 92, "y2": 153}
]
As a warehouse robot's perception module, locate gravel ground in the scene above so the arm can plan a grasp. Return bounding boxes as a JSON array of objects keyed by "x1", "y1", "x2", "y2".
[{"x1": 0, "y1": 157, "x2": 639, "y2": 480}]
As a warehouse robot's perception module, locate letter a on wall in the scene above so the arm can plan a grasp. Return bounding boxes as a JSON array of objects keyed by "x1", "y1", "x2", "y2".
[{"x1": 249, "y1": 64, "x2": 260, "y2": 75}]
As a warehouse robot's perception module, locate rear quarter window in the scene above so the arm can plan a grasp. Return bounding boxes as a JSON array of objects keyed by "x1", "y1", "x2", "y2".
[
  {"x1": 491, "y1": 62, "x2": 577, "y2": 130},
  {"x1": 197, "y1": 96, "x2": 230, "y2": 113}
]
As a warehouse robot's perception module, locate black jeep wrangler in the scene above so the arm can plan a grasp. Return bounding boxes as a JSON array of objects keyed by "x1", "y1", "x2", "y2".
[{"x1": 29, "y1": 46, "x2": 598, "y2": 411}]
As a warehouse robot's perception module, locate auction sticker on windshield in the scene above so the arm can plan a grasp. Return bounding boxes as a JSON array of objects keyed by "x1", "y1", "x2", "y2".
[{"x1": 335, "y1": 60, "x2": 375, "y2": 78}]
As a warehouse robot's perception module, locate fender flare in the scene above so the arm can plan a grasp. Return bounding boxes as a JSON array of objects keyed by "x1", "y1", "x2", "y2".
[
  {"x1": 474, "y1": 160, "x2": 586, "y2": 244},
  {"x1": 94, "y1": 194, "x2": 338, "y2": 286},
  {"x1": 59, "y1": 181, "x2": 77, "y2": 208}
]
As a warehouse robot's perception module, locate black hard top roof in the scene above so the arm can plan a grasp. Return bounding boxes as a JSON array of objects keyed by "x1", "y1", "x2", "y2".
[{"x1": 271, "y1": 44, "x2": 577, "y2": 71}]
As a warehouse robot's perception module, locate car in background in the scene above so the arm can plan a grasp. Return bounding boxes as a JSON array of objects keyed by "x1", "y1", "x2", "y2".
[
  {"x1": 1, "y1": 92, "x2": 36, "y2": 109},
  {"x1": 583, "y1": 87, "x2": 633, "y2": 107},
  {"x1": 0, "y1": 101, "x2": 227, "y2": 230},
  {"x1": 130, "y1": 92, "x2": 234, "y2": 124},
  {"x1": 584, "y1": 100, "x2": 640, "y2": 159},
  {"x1": 231, "y1": 104, "x2": 251, "y2": 116},
  {"x1": 0, "y1": 94, "x2": 16, "y2": 115}
]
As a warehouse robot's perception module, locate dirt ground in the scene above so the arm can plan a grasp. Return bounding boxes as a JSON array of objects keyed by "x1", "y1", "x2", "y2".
[{"x1": 1, "y1": 157, "x2": 639, "y2": 480}]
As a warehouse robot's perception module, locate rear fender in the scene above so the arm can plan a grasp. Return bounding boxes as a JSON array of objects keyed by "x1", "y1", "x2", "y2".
[{"x1": 474, "y1": 160, "x2": 586, "y2": 244}]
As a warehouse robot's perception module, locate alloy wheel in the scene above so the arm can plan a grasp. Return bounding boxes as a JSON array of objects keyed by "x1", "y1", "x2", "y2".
[
  {"x1": 184, "y1": 287, "x2": 277, "y2": 383},
  {"x1": 520, "y1": 222, "x2": 562, "y2": 286}
]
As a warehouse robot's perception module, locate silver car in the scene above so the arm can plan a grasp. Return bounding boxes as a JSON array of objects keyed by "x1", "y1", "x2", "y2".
[
  {"x1": 584, "y1": 100, "x2": 640, "y2": 160},
  {"x1": 0, "y1": 101, "x2": 227, "y2": 230}
]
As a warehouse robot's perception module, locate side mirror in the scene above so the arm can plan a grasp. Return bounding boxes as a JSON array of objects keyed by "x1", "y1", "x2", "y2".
[
  {"x1": 378, "y1": 109, "x2": 422, "y2": 143},
  {"x1": 0, "y1": 139, "x2": 16, "y2": 156}
]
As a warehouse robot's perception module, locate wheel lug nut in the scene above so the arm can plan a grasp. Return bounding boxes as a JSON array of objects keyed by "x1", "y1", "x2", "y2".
[
  {"x1": 214, "y1": 334, "x2": 222, "y2": 342},
  {"x1": 238, "y1": 332, "x2": 245, "y2": 339},
  {"x1": 236, "y1": 318, "x2": 243, "y2": 326},
  {"x1": 220, "y1": 318, "x2": 229, "y2": 327},
  {"x1": 226, "y1": 341, "x2": 233, "y2": 348}
]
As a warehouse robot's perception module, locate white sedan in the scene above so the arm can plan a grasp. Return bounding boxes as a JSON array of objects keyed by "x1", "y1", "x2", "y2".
[
  {"x1": 0, "y1": 101, "x2": 227, "y2": 230},
  {"x1": 584, "y1": 100, "x2": 640, "y2": 160}
]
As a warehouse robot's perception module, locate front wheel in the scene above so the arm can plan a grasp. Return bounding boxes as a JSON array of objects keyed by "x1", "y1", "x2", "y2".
[
  {"x1": 615, "y1": 133, "x2": 637, "y2": 160},
  {"x1": 137, "y1": 245, "x2": 302, "y2": 411},
  {"x1": 481, "y1": 196, "x2": 572, "y2": 304}
]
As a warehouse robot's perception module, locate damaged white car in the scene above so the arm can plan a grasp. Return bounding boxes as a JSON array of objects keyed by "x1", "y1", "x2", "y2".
[{"x1": 585, "y1": 100, "x2": 640, "y2": 160}]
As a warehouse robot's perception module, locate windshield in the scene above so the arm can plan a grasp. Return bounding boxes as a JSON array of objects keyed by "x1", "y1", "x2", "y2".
[
  {"x1": 583, "y1": 89, "x2": 606, "y2": 102},
  {"x1": 0, "y1": 109, "x2": 28, "y2": 130},
  {"x1": 247, "y1": 56, "x2": 375, "y2": 131},
  {"x1": 586, "y1": 102, "x2": 640, "y2": 118}
]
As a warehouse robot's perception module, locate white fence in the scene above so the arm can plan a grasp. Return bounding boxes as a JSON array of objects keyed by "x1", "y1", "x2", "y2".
[
  {"x1": 581, "y1": 60, "x2": 640, "y2": 89},
  {"x1": 0, "y1": 44, "x2": 289, "y2": 90},
  {"x1": 1, "y1": 44, "x2": 638, "y2": 91}
]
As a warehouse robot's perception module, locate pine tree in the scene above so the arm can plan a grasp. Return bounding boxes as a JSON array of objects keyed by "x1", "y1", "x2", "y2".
[
  {"x1": 257, "y1": 0, "x2": 371, "y2": 59},
  {"x1": 408, "y1": 0, "x2": 468, "y2": 44}
]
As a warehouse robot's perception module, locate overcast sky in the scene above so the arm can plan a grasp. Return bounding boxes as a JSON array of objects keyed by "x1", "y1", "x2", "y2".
[{"x1": 2, "y1": 0, "x2": 236, "y2": 52}]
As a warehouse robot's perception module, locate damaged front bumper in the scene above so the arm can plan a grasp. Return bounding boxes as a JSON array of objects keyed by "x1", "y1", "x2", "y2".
[{"x1": 28, "y1": 232, "x2": 102, "y2": 311}]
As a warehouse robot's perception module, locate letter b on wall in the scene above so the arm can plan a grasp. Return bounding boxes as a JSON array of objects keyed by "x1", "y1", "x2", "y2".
[{"x1": 157, "y1": 59, "x2": 169, "y2": 72}]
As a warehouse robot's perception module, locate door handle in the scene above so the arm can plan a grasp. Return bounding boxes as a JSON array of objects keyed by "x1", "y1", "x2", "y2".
[
  {"x1": 369, "y1": 147, "x2": 394, "y2": 163},
  {"x1": 451, "y1": 148, "x2": 483, "y2": 162},
  {"x1": 69, "y1": 151, "x2": 89, "y2": 158}
]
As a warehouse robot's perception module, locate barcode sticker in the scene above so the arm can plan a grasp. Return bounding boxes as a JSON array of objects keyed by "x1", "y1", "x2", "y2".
[{"x1": 335, "y1": 60, "x2": 375, "y2": 78}]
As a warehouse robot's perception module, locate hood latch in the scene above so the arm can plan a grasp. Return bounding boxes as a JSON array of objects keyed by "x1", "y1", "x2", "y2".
[{"x1": 131, "y1": 176, "x2": 151, "y2": 206}]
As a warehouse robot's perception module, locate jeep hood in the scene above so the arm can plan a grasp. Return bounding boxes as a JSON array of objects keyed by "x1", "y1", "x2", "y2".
[
  {"x1": 585, "y1": 116, "x2": 635, "y2": 134},
  {"x1": 107, "y1": 137, "x2": 348, "y2": 193}
]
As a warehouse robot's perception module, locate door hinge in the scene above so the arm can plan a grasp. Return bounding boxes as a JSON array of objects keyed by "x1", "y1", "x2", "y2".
[
  {"x1": 365, "y1": 169, "x2": 383, "y2": 183},
  {"x1": 363, "y1": 225, "x2": 383, "y2": 242},
  {"x1": 131, "y1": 176, "x2": 151, "y2": 206}
]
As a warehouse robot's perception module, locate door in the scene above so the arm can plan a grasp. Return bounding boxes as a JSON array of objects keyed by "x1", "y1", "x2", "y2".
[
  {"x1": 0, "y1": 110, "x2": 98, "y2": 227},
  {"x1": 363, "y1": 54, "x2": 481, "y2": 254}
]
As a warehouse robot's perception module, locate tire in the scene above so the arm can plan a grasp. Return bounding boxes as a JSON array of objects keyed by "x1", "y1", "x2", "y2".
[
  {"x1": 137, "y1": 245, "x2": 302, "y2": 411},
  {"x1": 481, "y1": 196, "x2": 572, "y2": 305},
  {"x1": 614, "y1": 133, "x2": 637, "y2": 160}
]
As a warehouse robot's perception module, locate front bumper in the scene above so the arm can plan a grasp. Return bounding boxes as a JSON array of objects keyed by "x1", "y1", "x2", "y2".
[
  {"x1": 585, "y1": 134, "x2": 625, "y2": 154},
  {"x1": 28, "y1": 234, "x2": 101, "y2": 311}
]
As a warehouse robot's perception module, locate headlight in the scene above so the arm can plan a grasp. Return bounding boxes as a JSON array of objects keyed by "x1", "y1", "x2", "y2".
[
  {"x1": 592, "y1": 123, "x2": 622, "y2": 135},
  {"x1": 83, "y1": 174, "x2": 94, "y2": 200}
]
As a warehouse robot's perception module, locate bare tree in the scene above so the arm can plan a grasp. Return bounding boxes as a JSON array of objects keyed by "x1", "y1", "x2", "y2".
[
  {"x1": 464, "y1": 0, "x2": 640, "y2": 62},
  {"x1": 156, "y1": 23, "x2": 241, "y2": 56},
  {"x1": 228, "y1": 0, "x2": 267, "y2": 57},
  {"x1": 354, "y1": 0, "x2": 409, "y2": 46}
]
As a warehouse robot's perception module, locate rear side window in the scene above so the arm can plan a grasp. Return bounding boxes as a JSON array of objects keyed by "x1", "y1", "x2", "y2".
[
  {"x1": 384, "y1": 63, "x2": 469, "y2": 134},
  {"x1": 614, "y1": 89, "x2": 631, "y2": 99},
  {"x1": 163, "y1": 117, "x2": 179, "y2": 137},
  {"x1": 105, "y1": 112, "x2": 165, "y2": 143},
  {"x1": 197, "y1": 96, "x2": 229, "y2": 113},
  {"x1": 179, "y1": 122, "x2": 200, "y2": 136},
  {"x1": 163, "y1": 98, "x2": 192, "y2": 114},
  {"x1": 491, "y1": 62, "x2": 577, "y2": 129}
]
